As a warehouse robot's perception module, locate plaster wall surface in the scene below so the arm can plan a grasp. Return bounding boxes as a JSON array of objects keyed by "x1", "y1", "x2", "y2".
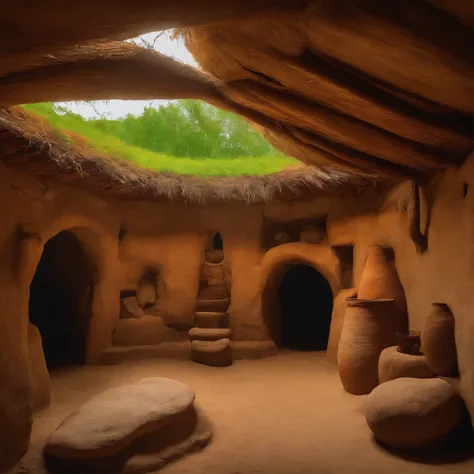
[
  {"x1": 118, "y1": 200, "x2": 267, "y2": 339},
  {"x1": 0, "y1": 165, "x2": 121, "y2": 470}
]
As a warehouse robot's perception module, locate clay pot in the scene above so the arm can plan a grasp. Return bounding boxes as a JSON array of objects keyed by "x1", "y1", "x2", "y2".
[
  {"x1": 326, "y1": 288, "x2": 357, "y2": 364},
  {"x1": 396, "y1": 331, "x2": 421, "y2": 355},
  {"x1": 358, "y1": 245, "x2": 407, "y2": 319},
  {"x1": 338, "y1": 298, "x2": 399, "y2": 395},
  {"x1": 421, "y1": 303, "x2": 458, "y2": 377}
]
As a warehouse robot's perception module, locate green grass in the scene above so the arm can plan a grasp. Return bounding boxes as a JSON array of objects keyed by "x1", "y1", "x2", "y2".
[{"x1": 22, "y1": 103, "x2": 297, "y2": 177}]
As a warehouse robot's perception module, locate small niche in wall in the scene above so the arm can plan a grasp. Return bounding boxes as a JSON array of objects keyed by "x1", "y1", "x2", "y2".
[
  {"x1": 463, "y1": 182, "x2": 469, "y2": 198},
  {"x1": 331, "y1": 245, "x2": 354, "y2": 289},
  {"x1": 118, "y1": 226, "x2": 127, "y2": 241},
  {"x1": 212, "y1": 232, "x2": 223, "y2": 251}
]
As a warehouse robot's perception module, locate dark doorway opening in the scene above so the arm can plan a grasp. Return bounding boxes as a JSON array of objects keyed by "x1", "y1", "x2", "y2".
[
  {"x1": 213, "y1": 232, "x2": 223, "y2": 250},
  {"x1": 29, "y1": 231, "x2": 96, "y2": 369},
  {"x1": 279, "y1": 265, "x2": 333, "y2": 350}
]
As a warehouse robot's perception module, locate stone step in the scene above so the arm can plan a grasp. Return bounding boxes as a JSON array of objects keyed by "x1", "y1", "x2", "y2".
[
  {"x1": 191, "y1": 339, "x2": 232, "y2": 367},
  {"x1": 198, "y1": 284, "x2": 230, "y2": 300},
  {"x1": 188, "y1": 327, "x2": 232, "y2": 341},
  {"x1": 195, "y1": 297, "x2": 230, "y2": 313},
  {"x1": 195, "y1": 311, "x2": 227, "y2": 329}
]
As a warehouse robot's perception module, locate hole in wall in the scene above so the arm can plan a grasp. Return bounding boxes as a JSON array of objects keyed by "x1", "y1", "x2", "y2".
[
  {"x1": 213, "y1": 232, "x2": 223, "y2": 250},
  {"x1": 118, "y1": 226, "x2": 127, "y2": 241},
  {"x1": 29, "y1": 230, "x2": 96, "y2": 369},
  {"x1": 463, "y1": 182, "x2": 469, "y2": 198}
]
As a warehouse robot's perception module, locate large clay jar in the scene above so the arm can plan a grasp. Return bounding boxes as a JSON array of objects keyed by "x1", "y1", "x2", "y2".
[
  {"x1": 326, "y1": 288, "x2": 357, "y2": 364},
  {"x1": 421, "y1": 303, "x2": 458, "y2": 377},
  {"x1": 358, "y1": 245, "x2": 407, "y2": 321},
  {"x1": 338, "y1": 298, "x2": 399, "y2": 395}
]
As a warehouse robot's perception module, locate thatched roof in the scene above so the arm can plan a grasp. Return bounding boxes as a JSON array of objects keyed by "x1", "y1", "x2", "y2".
[
  {"x1": 0, "y1": 107, "x2": 371, "y2": 203},
  {"x1": 1, "y1": 0, "x2": 473, "y2": 180}
]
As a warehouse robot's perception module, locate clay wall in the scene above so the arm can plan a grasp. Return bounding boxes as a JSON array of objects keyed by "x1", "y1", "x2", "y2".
[
  {"x1": 3, "y1": 152, "x2": 474, "y2": 469},
  {"x1": 0, "y1": 164, "x2": 122, "y2": 470},
  {"x1": 326, "y1": 154, "x2": 474, "y2": 428}
]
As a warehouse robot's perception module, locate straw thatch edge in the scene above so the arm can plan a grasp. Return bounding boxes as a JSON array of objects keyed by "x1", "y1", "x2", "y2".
[{"x1": 0, "y1": 107, "x2": 377, "y2": 204}]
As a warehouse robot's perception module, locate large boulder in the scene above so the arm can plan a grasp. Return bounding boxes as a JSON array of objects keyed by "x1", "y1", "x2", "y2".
[
  {"x1": 45, "y1": 378, "x2": 195, "y2": 460},
  {"x1": 28, "y1": 323, "x2": 51, "y2": 411},
  {"x1": 378, "y1": 346, "x2": 433, "y2": 383},
  {"x1": 366, "y1": 377, "x2": 464, "y2": 448}
]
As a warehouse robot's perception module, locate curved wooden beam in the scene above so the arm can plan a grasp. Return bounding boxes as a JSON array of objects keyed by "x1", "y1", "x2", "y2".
[
  {"x1": 185, "y1": 27, "x2": 473, "y2": 150},
  {"x1": 304, "y1": 0, "x2": 474, "y2": 111},
  {"x1": 0, "y1": 46, "x2": 222, "y2": 107},
  {"x1": 425, "y1": 0, "x2": 474, "y2": 26},
  {"x1": 0, "y1": 0, "x2": 303, "y2": 75},
  {"x1": 224, "y1": 80, "x2": 467, "y2": 170}
]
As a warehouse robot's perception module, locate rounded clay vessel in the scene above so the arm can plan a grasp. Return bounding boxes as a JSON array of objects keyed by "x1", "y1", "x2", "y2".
[
  {"x1": 338, "y1": 298, "x2": 399, "y2": 395},
  {"x1": 421, "y1": 303, "x2": 458, "y2": 377},
  {"x1": 358, "y1": 245, "x2": 407, "y2": 320}
]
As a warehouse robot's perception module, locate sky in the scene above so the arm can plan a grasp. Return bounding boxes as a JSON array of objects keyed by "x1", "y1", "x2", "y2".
[{"x1": 58, "y1": 31, "x2": 195, "y2": 119}]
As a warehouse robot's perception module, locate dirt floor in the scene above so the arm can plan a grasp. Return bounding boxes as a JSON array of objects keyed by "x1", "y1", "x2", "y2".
[{"x1": 11, "y1": 351, "x2": 474, "y2": 474}]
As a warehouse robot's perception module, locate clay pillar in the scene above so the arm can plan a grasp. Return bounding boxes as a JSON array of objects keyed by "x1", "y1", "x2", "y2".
[
  {"x1": 84, "y1": 233, "x2": 121, "y2": 364},
  {"x1": 0, "y1": 255, "x2": 35, "y2": 470}
]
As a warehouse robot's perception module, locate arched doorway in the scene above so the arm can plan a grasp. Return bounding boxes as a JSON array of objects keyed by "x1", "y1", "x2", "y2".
[
  {"x1": 28, "y1": 230, "x2": 96, "y2": 369},
  {"x1": 279, "y1": 265, "x2": 333, "y2": 350},
  {"x1": 263, "y1": 262, "x2": 334, "y2": 351}
]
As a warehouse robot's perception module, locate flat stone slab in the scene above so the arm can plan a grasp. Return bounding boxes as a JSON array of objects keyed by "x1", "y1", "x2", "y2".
[
  {"x1": 195, "y1": 298, "x2": 230, "y2": 313},
  {"x1": 188, "y1": 327, "x2": 232, "y2": 341},
  {"x1": 45, "y1": 378, "x2": 195, "y2": 460}
]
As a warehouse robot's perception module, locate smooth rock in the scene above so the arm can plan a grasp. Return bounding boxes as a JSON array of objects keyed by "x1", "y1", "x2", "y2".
[
  {"x1": 195, "y1": 297, "x2": 230, "y2": 313},
  {"x1": 195, "y1": 311, "x2": 227, "y2": 328},
  {"x1": 45, "y1": 406, "x2": 212, "y2": 474},
  {"x1": 378, "y1": 346, "x2": 433, "y2": 383},
  {"x1": 191, "y1": 339, "x2": 232, "y2": 367},
  {"x1": 188, "y1": 327, "x2": 232, "y2": 341},
  {"x1": 366, "y1": 377, "x2": 464, "y2": 448},
  {"x1": 45, "y1": 378, "x2": 195, "y2": 459}
]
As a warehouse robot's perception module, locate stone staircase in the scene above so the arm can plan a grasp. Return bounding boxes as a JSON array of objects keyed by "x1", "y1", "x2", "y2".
[{"x1": 189, "y1": 311, "x2": 232, "y2": 367}]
